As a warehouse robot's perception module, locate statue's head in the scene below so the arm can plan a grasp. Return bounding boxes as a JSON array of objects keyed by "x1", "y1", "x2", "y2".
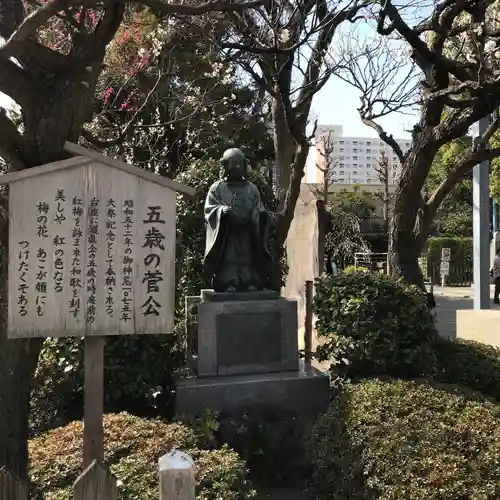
[{"x1": 220, "y1": 148, "x2": 248, "y2": 180}]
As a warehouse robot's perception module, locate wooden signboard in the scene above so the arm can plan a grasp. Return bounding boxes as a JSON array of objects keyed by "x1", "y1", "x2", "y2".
[
  {"x1": 2, "y1": 142, "x2": 196, "y2": 467},
  {"x1": 4, "y1": 145, "x2": 195, "y2": 338}
]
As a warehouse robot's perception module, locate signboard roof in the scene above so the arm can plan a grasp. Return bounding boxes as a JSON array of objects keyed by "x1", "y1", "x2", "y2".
[{"x1": 0, "y1": 142, "x2": 197, "y2": 198}]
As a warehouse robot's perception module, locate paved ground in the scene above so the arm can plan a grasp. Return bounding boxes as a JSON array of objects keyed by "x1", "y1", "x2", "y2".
[{"x1": 433, "y1": 285, "x2": 500, "y2": 338}]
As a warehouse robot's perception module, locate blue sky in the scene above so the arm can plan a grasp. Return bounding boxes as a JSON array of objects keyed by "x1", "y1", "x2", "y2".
[{"x1": 312, "y1": 76, "x2": 417, "y2": 139}]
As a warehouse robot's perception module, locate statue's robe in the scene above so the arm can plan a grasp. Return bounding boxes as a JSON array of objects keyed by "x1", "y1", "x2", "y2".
[{"x1": 204, "y1": 179, "x2": 274, "y2": 292}]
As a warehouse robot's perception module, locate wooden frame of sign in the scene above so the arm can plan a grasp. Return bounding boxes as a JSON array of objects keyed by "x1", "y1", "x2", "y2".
[{"x1": 2, "y1": 142, "x2": 196, "y2": 467}]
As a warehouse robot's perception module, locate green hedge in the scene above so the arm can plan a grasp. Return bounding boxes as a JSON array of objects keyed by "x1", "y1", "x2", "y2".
[
  {"x1": 426, "y1": 236, "x2": 473, "y2": 267},
  {"x1": 30, "y1": 335, "x2": 183, "y2": 436},
  {"x1": 30, "y1": 413, "x2": 255, "y2": 499},
  {"x1": 313, "y1": 273, "x2": 438, "y2": 380},
  {"x1": 434, "y1": 338, "x2": 500, "y2": 402},
  {"x1": 311, "y1": 379, "x2": 500, "y2": 500}
]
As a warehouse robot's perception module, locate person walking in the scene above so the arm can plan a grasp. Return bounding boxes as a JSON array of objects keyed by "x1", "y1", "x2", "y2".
[{"x1": 492, "y1": 248, "x2": 500, "y2": 304}]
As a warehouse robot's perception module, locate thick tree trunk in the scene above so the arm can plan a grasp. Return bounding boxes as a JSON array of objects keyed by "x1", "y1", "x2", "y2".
[
  {"x1": 0, "y1": 81, "x2": 96, "y2": 481},
  {"x1": 389, "y1": 143, "x2": 438, "y2": 289},
  {"x1": 0, "y1": 338, "x2": 42, "y2": 480},
  {"x1": 389, "y1": 224, "x2": 425, "y2": 288},
  {"x1": 271, "y1": 97, "x2": 296, "y2": 210}
]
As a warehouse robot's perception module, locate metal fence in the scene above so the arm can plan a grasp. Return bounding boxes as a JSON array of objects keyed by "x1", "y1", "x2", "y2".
[{"x1": 354, "y1": 252, "x2": 389, "y2": 274}]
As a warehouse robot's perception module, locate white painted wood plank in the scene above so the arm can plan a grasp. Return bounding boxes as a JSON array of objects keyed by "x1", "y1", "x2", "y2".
[{"x1": 8, "y1": 160, "x2": 176, "y2": 338}]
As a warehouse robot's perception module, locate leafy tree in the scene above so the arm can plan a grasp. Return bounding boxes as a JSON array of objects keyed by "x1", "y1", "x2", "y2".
[
  {"x1": 324, "y1": 205, "x2": 369, "y2": 269},
  {"x1": 83, "y1": 10, "x2": 273, "y2": 177},
  {"x1": 339, "y1": 0, "x2": 500, "y2": 286},
  {"x1": 426, "y1": 139, "x2": 473, "y2": 237},
  {"x1": 0, "y1": 0, "x2": 265, "y2": 480},
  {"x1": 328, "y1": 185, "x2": 376, "y2": 219}
]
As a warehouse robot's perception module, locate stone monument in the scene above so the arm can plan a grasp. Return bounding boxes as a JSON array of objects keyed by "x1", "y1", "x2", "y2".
[{"x1": 176, "y1": 148, "x2": 329, "y2": 418}]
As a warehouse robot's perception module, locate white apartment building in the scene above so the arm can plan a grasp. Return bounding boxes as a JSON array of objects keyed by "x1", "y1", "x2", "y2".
[{"x1": 305, "y1": 125, "x2": 411, "y2": 185}]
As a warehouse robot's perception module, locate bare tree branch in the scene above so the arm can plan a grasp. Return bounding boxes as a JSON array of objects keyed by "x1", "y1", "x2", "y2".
[{"x1": 1, "y1": 0, "x2": 79, "y2": 58}]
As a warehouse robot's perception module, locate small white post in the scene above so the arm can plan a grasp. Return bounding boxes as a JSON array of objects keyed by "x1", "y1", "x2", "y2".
[{"x1": 159, "y1": 451, "x2": 195, "y2": 500}]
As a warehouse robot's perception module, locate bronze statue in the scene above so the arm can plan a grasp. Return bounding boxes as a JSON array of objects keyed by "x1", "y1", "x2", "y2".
[{"x1": 203, "y1": 148, "x2": 275, "y2": 293}]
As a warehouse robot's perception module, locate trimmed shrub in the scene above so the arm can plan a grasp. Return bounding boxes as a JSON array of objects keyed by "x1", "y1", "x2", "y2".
[
  {"x1": 313, "y1": 273, "x2": 438, "y2": 380},
  {"x1": 426, "y1": 236, "x2": 473, "y2": 267},
  {"x1": 343, "y1": 265, "x2": 369, "y2": 274},
  {"x1": 435, "y1": 337, "x2": 500, "y2": 402},
  {"x1": 29, "y1": 412, "x2": 255, "y2": 500},
  {"x1": 30, "y1": 335, "x2": 184, "y2": 436},
  {"x1": 311, "y1": 378, "x2": 500, "y2": 500}
]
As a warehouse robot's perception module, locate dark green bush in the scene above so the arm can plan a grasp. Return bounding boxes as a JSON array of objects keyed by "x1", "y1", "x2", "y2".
[
  {"x1": 30, "y1": 335, "x2": 183, "y2": 436},
  {"x1": 313, "y1": 273, "x2": 438, "y2": 380},
  {"x1": 311, "y1": 378, "x2": 500, "y2": 500},
  {"x1": 29, "y1": 412, "x2": 255, "y2": 500},
  {"x1": 427, "y1": 236, "x2": 473, "y2": 267},
  {"x1": 434, "y1": 337, "x2": 500, "y2": 402},
  {"x1": 217, "y1": 407, "x2": 312, "y2": 486}
]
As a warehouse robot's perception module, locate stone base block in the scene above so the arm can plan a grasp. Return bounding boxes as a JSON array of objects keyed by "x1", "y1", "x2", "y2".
[
  {"x1": 457, "y1": 309, "x2": 500, "y2": 346},
  {"x1": 176, "y1": 361, "x2": 330, "y2": 420},
  {"x1": 198, "y1": 296, "x2": 298, "y2": 377}
]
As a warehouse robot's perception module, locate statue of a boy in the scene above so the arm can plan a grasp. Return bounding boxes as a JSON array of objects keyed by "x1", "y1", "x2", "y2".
[{"x1": 203, "y1": 148, "x2": 275, "y2": 293}]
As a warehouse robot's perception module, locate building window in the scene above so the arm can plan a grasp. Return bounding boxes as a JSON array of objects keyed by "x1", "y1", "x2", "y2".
[
  {"x1": 339, "y1": 140, "x2": 344, "y2": 144},
  {"x1": 366, "y1": 148, "x2": 371, "y2": 153},
  {"x1": 353, "y1": 140, "x2": 358, "y2": 144},
  {"x1": 366, "y1": 141, "x2": 372, "y2": 145},
  {"x1": 352, "y1": 155, "x2": 358, "y2": 160},
  {"x1": 353, "y1": 148, "x2": 358, "y2": 152},
  {"x1": 339, "y1": 148, "x2": 344, "y2": 152},
  {"x1": 339, "y1": 170, "x2": 345, "y2": 175},
  {"x1": 353, "y1": 170, "x2": 358, "y2": 175},
  {"x1": 338, "y1": 178, "x2": 345, "y2": 183},
  {"x1": 339, "y1": 163, "x2": 344, "y2": 167},
  {"x1": 339, "y1": 155, "x2": 345, "y2": 160}
]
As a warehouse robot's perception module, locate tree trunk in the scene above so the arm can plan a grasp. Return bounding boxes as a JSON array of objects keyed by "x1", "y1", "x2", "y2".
[
  {"x1": 0, "y1": 80, "x2": 97, "y2": 481},
  {"x1": 389, "y1": 144, "x2": 438, "y2": 288},
  {"x1": 0, "y1": 338, "x2": 42, "y2": 481},
  {"x1": 389, "y1": 223, "x2": 425, "y2": 288},
  {"x1": 271, "y1": 96, "x2": 296, "y2": 210}
]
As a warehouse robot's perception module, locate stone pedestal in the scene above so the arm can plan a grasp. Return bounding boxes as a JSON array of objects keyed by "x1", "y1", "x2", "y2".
[
  {"x1": 177, "y1": 360, "x2": 329, "y2": 419},
  {"x1": 176, "y1": 290, "x2": 329, "y2": 419}
]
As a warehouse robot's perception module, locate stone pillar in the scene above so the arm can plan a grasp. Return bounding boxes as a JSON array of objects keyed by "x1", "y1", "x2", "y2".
[{"x1": 473, "y1": 115, "x2": 491, "y2": 310}]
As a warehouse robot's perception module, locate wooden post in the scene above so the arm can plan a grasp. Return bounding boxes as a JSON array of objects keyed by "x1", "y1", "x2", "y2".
[
  {"x1": 304, "y1": 280, "x2": 313, "y2": 365},
  {"x1": 0, "y1": 468, "x2": 28, "y2": 500},
  {"x1": 83, "y1": 336, "x2": 105, "y2": 467},
  {"x1": 73, "y1": 460, "x2": 117, "y2": 500},
  {"x1": 159, "y1": 451, "x2": 195, "y2": 500}
]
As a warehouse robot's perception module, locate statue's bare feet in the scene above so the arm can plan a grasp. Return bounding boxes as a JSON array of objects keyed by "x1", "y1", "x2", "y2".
[
  {"x1": 248, "y1": 286, "x2": 257, "y2": 292},
  {"x1": 226, "y1": 286, "x2": 236, "y2": 292}
]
